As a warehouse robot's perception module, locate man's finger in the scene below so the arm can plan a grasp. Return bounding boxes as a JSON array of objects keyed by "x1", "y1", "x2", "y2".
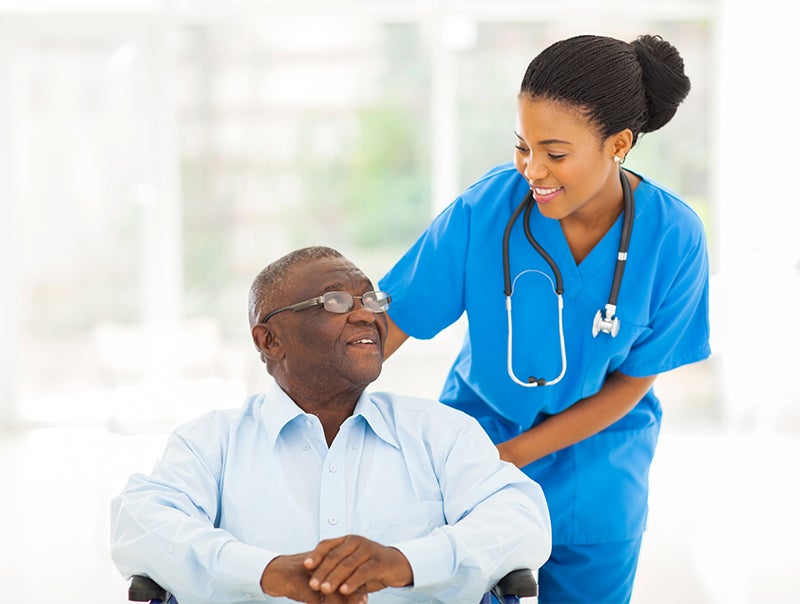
[
  {"x1": 304, "y1": 535, "x2": 349, "y2": 571},
  {"x1": 341, "y1": 546, "x2": 412, "y2": 593},
  {"x1": 317, "y1": 548, "x2": 374, "y2": 594},
  {"x1": 308, "y1": 536, "x2": 368, "y2": 591},
  {"x1": 338, "y1": 559, "x2": 381, "y2": 594}
]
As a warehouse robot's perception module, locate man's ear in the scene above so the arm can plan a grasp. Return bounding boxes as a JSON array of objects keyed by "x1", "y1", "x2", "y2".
[{"x1": 252, "y1": 323, "x2": 283, "y2": 363}]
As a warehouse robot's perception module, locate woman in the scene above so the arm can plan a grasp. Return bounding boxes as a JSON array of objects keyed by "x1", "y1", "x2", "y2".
[{"x1": 379, "y1": 34, "x2": 710, "y2": 603}]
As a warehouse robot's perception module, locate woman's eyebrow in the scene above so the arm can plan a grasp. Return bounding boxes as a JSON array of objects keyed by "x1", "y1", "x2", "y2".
[{"x1": 515, "y1": 131, "x2": 572, "y2": 146}]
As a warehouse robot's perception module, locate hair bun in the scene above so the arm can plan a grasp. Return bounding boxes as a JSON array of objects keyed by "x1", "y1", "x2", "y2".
[{"x1": 630, "y1": 34, "x2": 691, "y2": 133}]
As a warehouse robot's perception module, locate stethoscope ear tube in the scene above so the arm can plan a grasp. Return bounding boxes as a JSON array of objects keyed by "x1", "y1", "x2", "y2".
[
  {"x1": 502, "y1": 192, "x2": 533, "y2": 296},
  {"x1": 503, "y1": 189, "x2": 566, "y2": 295},
  {"x1": 523, "y1": 198, "x2": 564, "y2": 295},
  {"x1": 607, "y1": 170, "x2": 634, "y2": 308}
]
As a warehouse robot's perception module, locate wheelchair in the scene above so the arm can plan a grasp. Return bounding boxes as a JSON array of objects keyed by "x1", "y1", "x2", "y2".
[{"x1": 129, "y1": 567, "x2": 538, "y2": 603}]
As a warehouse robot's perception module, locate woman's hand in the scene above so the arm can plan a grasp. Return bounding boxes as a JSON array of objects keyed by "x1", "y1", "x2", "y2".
[{"x1": 497, "y1": 371, "x2": 657, "y2": 468}]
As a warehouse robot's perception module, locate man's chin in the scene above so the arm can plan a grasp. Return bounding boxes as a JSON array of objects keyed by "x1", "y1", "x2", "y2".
[
  {"x1": 350, "y1": 362, "x2": 382, "y2": 388},
  {"x1": 360, "y1": 364, "x2": 382, "y2": 385}
]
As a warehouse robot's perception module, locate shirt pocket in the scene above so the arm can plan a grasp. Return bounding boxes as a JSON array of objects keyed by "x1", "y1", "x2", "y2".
[{"x1": 368, "y1": 500, "x2": 445, "y2": 543}]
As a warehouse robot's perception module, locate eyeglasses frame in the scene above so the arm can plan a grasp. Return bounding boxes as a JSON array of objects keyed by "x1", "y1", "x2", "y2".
[{"x1": 260, "y1": 290, "x2": 391, "y2": 324}]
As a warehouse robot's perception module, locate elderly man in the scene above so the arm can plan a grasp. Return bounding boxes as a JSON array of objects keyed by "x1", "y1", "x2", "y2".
[{"x1": 110, "y1": 246, "x2": 551, "y2": 604}]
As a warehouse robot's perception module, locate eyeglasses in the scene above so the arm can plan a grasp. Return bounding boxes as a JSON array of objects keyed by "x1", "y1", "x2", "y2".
[{"x1": 261, "y1": 290, "x2": 392, "y2": 323}]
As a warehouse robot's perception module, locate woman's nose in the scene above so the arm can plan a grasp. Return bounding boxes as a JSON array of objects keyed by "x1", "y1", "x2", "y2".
[{"x1": 524, "y1": 156, "x2": 548, "y2": 183}]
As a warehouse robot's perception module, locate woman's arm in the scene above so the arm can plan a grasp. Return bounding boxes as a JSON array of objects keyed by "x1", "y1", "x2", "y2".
[
  {"x1": 382, "y1": 314, "x2": 410, "y2": 359},
  {"x1": 497, "y1": 371, "x2": 657, "y2": 468}
]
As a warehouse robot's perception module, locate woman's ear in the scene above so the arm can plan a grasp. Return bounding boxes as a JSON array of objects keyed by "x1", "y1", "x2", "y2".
[
  {"x1": 252, "y1": 323, "x2": 283, "y2": 363},
  {"x1": 611, "y1": 128, "x2": 634, "y2": 161}
]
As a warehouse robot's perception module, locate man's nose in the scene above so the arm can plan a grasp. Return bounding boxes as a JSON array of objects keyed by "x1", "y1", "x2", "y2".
[{"x1": 347, "y1": 301, "x2": 376, "y2": 322}]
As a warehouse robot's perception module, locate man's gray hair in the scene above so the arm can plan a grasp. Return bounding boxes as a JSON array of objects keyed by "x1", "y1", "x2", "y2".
[{"x1": 248, "y1": 246, "x2": 344, "y2": 328}]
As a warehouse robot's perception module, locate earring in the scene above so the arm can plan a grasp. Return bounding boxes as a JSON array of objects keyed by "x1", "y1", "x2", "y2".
[{"x1": 613, "y1": 156, "x2": 622, "y2": 163}]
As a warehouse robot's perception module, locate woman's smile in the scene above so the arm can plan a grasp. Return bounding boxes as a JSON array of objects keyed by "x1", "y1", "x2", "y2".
[{"x1": 531, "y1": 185, "x2": 563, "y2": 204}]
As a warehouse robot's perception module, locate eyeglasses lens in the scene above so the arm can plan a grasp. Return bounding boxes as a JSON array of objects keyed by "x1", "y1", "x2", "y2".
[
  {"x1": 322, "y1": 292, "x2": 354, "y2": 313},
  {"x1": 362, "y1": 291, "x2": 391, "y2": 312},
  {"x1": 321, "y1": 291, "x2": 391, "y2": 314}
]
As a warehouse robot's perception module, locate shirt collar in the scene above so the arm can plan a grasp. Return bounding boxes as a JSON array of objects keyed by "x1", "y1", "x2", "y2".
[
  {"x1": 259, "y1": 383, "x2": 400, "y2": 451},
  {"x1": 259, "y1": 382, "x2": 306, "y2": 449},
  {"x1": 353, "y1": 390, "x2": 400, "y2": 450}
]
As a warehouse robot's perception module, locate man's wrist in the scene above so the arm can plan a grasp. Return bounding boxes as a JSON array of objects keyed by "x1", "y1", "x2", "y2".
[
  {"x1": 385, "y1": 546, "x2": 414, "y2": 587},
  {"x1": 260, "y1": 556, "x2": 284, "y2": 596}
]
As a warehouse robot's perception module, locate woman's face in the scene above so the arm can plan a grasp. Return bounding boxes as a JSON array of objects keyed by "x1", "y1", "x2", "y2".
[{"x1": 513, "y1": 96, "x2": 627, "y2": 222}]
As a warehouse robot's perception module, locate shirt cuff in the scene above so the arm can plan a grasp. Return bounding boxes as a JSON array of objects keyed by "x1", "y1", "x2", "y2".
[
  {"x1": 217, "y1": 540, "x2": 279, "y2": 600},
  {"x1": 391, "y1": 528, "x2": 455, "y2": 589}
]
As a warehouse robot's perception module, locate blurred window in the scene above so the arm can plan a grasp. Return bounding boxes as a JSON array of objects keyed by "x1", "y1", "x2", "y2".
[{"x1": 0, "y1": 3, "x2": 713, "y2": 425}]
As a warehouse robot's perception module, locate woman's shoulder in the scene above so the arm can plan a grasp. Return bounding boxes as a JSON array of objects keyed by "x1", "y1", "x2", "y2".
[
  {"x1": 458, "y1": 162, "x2": 528, "y2": 207},
  {"x1": 473, "y1": 161, "x2": 520, "y2": 183},
  {"x1": 633, "y1": 172, "x2": 707, "y2": 235}
]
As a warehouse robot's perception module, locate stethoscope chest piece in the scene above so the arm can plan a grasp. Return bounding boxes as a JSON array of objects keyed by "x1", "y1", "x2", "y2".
[{"x1": 592, "y1": 304, "x2": 621, "y2": 338}]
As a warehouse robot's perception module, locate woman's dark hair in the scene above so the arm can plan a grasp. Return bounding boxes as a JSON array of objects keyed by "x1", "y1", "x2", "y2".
[{"x1": 519, "y1": 34, "x2": 691, "y2": 146}]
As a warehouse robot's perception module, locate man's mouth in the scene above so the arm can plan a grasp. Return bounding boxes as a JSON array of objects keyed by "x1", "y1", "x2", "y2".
[{"x1": 348, "y1": 334, "x2": 379, "y2": 346}]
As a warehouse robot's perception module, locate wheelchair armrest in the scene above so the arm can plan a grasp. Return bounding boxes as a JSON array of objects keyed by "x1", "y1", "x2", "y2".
[
  {"x1": 129, "y1": 575, "x2": 168, "y2": 602},
  {"x1": 491, "y1": 568, "x2": 538, "y2": 599},
  {"x1": 129, "y1": 569, "x2": 538, "y2": 602}
]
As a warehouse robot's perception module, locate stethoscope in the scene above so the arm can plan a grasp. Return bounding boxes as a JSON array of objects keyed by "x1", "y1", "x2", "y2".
[{"x1": 501, "y1": 169, "x2": 634, "y2": 387}]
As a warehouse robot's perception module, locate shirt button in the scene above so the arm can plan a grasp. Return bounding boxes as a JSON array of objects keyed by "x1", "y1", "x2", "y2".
[
  {"x1": 351, "y1": 443, "x2": 359, "y2": 450},
  {"x1": 328, "y1": 517, "x2": 338, "y2": 525},
  {"x1": 303, "y1": 443, "x2": 310, "y2": 451},
  {"x1": 329, "y1": 464, "x2": 338, "y2": 473}
]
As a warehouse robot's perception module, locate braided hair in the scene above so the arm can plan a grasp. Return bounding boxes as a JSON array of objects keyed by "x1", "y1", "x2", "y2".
[{"x1": 519, "y1": 34, "x2": 691, "y2": 146}]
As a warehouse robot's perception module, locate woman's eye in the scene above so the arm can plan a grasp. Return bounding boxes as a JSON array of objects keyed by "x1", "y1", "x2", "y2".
[
  {"x1": 514, "y1": 145, "x2": 529, "y2": 153},
  {"x1": 548, "y1": 153, "x2": 567, "y2": 160}
]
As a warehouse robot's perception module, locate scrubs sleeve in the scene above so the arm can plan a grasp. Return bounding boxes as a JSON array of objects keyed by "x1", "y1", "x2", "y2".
[
  {"x1": 620, "y1": 225, "x2": 711, "y2": 377},
  {"x1": 379, "y1": 198, "x2": 471, "y2": 339}
]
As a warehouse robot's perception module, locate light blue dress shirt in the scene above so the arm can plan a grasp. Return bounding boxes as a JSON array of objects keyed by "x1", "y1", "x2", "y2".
[{"x1": 110, "y1": 383, "x2": 551, "y2": 604}]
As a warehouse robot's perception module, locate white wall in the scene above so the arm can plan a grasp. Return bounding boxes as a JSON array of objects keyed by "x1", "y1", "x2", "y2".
[{"x1": 713, "y1": 0, "x2": 800, "y2": 429}]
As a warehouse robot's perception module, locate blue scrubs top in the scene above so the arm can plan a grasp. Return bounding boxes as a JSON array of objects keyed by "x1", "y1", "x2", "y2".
[{"x1": 379, "y1": 162, "x2": 711, "y2": 545}]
